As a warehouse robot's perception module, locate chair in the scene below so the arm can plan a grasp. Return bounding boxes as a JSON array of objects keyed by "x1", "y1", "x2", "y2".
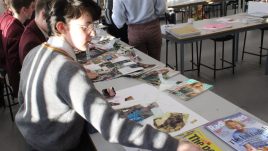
[
  {"x1": 0, "y1": 69, "x2": 18, "y2": 121},
  {"x1": 198, "y1": 35, "x2": 235, "y2": 79},
  {"x1": 0, "y1": 75, "x2": 4, "y2": 107},
  {"x1": 165, "y1": 8, "x2": 186, "y2": 24},
  {"x1": 225, "y1": 0, "x2": 238, "y2": 15},
  {"x1": 242, "y1": 28, "x2": 268, "y2": 64},
  {"x1": 204, "y1": 1, "x2": 224, "y2": 18}
]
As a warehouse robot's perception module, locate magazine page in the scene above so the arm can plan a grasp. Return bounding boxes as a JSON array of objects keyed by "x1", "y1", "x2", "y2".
[
  {"x1": 108, "y1": 84, "x2": 208, "y2": 136},
  {"x1": 139, "y1": 66, "x2": 180, "y2": 86},
  {"x1": 206, "y1": 112, "x2": 268, "y2": 151},
  {"x1": 114, "y1": 102, "x2": 161, "y2": 122},
  {"x1": 80, "y1": 37, "x2": 147, "y2": 82},
  {"x1": 126, "y1": 63, "x2": 157, "y2": 78},
  {"x1": 83, "y1": 51, "x2": 145, "y2": 82},
  {"x1": 107, "y1": 84, "x2": 208, "y2": 151},
  {"x1": 175, "y1": 128, "x2": 223, "y2": 151},
  {"x1": 167, "y1": 79, "x2": 213, "y2": 101}
]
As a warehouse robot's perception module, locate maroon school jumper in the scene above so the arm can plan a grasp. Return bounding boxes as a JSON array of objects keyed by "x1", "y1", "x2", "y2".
[
  {"x1": 0, "y1": 10, "x2": 24, "y2": 97},
  {"x1": 19, "y1": 20, "x2": 46, "y2": 64}
]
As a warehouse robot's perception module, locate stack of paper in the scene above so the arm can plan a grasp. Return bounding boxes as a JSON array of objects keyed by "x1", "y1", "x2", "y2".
[{"x1": 167, "y1": 25, "x2": 201, "y2": 38}]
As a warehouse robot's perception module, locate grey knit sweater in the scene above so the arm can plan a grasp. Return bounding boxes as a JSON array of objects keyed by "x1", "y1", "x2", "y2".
[{"x1": 15, "y1": 36, "x2": 179, "y2": 151}]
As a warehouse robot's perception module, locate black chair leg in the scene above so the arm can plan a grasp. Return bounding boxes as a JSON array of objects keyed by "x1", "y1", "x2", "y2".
[
  {"x1": 196, "y1": 41, "x2": 199, "y2": 66},
  {"x1": 3, "y1": 77, "x2": 15, "y2": 121},
  {"x1": 191, "y1": 43, "x2": 194, "y2": 70},
  {"x1": 198, "y1": 41, "x2": 203, "y2": 76},
  {"x1": 175, "y1": 43, "x2": 178, "y2": 70}
]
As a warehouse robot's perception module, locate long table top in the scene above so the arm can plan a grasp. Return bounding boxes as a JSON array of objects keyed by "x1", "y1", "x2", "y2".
[
  {"x1": 90, "y1": 42, "x2": 267, "y2": 151},
  {"x1": 163, "y1": 13, "x2": 268, "y2": 42},
  {"x1": 167, "y1": 0, "x2": 208, "y2": 9}
]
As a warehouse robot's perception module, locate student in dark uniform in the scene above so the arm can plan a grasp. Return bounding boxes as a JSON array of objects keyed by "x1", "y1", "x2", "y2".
[
  {"x1": 0, "y1": 0, "x2": 35, "y2": 97},
  {"x1": 19, "y1": 0, "x2": 51, "y2": 64}
]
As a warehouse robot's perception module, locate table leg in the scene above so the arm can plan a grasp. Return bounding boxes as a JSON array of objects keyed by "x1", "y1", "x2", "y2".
[
  {"x1": 180, "y1": 43, "x2": 185, "y2": 74},
  {"x1": 175, "y1": 43, "x2": 178, "y2": 70},
  {"x1": 265, "y1": 52, "x2": 268, "y2": 75},
  {"x1": 166, "y1": 39, "x2": 169, "y2": 67},
  {"x1": 234, "y1": 33, "x2": 239, "y2": 62}
]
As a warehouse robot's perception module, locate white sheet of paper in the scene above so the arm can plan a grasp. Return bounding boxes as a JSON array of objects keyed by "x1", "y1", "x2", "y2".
[
  {"x1": 109, "y1": 84, "x2": 208, "y2": 135},
  {"x1": 110, "y1": 84, "x2": 208, "y2": 151},
  {"x1": 83, "y1": 64, "x2": 101, "y2": 71},
  {"x1": 118, "y1": 66, "x2": 144, "y2": 75}
]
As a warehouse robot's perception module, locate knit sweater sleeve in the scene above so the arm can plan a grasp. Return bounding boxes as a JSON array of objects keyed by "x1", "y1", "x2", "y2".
[{"x1": 59, "y1": 61, "x2": 179, "y2": 151}]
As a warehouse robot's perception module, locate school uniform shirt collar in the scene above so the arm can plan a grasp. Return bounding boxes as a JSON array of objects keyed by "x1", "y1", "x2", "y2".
[{"x1": 47, "y1": 36, "x2": 77, "y2": 61}]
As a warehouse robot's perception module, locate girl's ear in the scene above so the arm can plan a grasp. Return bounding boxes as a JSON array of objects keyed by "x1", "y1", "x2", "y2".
[{"x1": 55, "y1": 21, "x2": 68, "y2": 34}]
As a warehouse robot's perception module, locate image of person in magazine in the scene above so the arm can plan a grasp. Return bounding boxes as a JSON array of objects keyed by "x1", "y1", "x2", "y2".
[
  {"x1": 225, "y1": 120, "x2": 268, "y2": 151},
  {"x1": 117, "y1": 102, "x2": 159, "y2": 122},
  {"x1": 174, "y1": 81, "x2": 204, "y2": 99}
]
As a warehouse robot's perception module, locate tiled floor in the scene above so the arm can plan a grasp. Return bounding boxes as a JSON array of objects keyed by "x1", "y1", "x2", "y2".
[{"x1": 1, "y1": 10, "x2": 268, "y2": 151}]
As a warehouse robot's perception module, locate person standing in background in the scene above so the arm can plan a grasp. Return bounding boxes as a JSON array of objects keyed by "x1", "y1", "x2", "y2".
[
  {"x1": 103, "y1": 0, "x2": 128, "y2": 43},
  {"x1": 19, "y1": 0, "x2": 51, "y2": 64},
  {"x1": 112, "y1": 0, "x2": 165, "y2": 61},
  {"x1": 0, "y1": 0, "x2": 35, "y2": 98}
]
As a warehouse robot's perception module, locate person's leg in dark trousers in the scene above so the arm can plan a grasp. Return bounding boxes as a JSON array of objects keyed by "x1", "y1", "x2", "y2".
[
  {"x1": 71, "y1": 123, "x2": 97, "y2": 151},
  {"x1": 118, "y1": 24, "x2": 128, "y2": 44},
  {"x1": 25, "y1": 122, "x2": 97, "y2": 151},
  {"x1": 128, "y1": 24, "x2": 148, "y2": 55},
  {"x1": 146, "y1": 20, "x2": 162, "y2": 61},
  {"x1": 107, "y1": 23, "x2": 128, "y2": 44},
  {"x1": 128, "y1": 19, "x2": 161, "y2": 61}
]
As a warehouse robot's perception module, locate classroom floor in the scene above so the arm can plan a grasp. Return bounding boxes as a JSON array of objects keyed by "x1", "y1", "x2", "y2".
[{"x1": 1, "y1": 14, "x2": 268, "y2": 151}]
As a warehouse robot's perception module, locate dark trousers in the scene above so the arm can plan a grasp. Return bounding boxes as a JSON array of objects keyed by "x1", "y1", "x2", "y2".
[
  {"x1": 27, "y1": 123, "x2": 97, "y2": 151},
  {"x1": 128, "y1": 19, "x2": 162, "y2": 61},
  {"x1": 70, "y1": 125, "x2": 97, "y2": 151},
  {"x1": 107, "y1": 23, "x2": 128, "y2": 44}
]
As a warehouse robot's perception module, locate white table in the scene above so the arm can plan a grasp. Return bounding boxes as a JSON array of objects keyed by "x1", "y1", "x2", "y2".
[
  {"x1": 163, "y1": 13, "x2": 268, "y2": 74},
  {"x1": 90, "y1": 45, "x2": 268, "y2": 151},
  {"x1": 167, "y1": 0, "x2": 208, "y2": 9}
]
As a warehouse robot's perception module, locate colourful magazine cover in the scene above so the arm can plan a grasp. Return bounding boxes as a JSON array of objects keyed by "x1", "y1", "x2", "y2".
[
  {"x1": 167, "y1": 79, "x2": 213, "y2": 101},
  {"x1": 206, "y1": 112, "x2": 268, "y2": 151},
  {"x1": 175, "y1": 128, "x2": 222, "y2": 151}
]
